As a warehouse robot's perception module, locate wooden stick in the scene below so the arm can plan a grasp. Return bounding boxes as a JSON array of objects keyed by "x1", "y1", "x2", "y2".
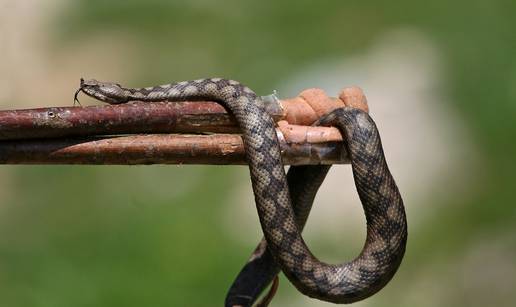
[
  {"x1": 0, "y1": 101, "x2": 242, "y2": 140},
  {"x1": 0, "y1": 85, "x2": 366, "y2": 143},
  {"x1": 0, "y1": 133, "x2": 348, "y2": 165}
]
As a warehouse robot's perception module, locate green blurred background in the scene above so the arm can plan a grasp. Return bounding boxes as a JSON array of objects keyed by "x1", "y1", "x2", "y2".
[{"x1": 0, "y1": 1, "x2": 515, "y2": 306}]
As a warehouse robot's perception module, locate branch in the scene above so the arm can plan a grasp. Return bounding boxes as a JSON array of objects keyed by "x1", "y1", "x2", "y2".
[{"x1": 0, "y1": 134, "x2": 347, "y2": 165}]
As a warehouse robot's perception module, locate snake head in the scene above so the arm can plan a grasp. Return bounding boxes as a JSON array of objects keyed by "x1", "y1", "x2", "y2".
[{"x1": 75, "y1": 78, "x2": 129, "y2": 104}]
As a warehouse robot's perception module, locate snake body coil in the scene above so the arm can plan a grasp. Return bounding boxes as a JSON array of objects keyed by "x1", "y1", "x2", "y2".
[{"x1": 77, "y1": 78, "x2": 407, "y2": 304}]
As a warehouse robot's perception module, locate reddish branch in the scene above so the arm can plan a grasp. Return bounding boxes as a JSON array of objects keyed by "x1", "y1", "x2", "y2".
[
  {"x1": 0, "y1": 101, "x2": 243, "y2": 140},
  {"x1": 0, "y1": 134, "x2": 347, "y2": 165}
]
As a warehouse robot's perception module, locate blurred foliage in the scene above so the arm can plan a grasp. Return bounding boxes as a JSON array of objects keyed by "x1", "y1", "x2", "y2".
[{"x1": 0, "y1": 0, "x2": 515, "y2": 306}]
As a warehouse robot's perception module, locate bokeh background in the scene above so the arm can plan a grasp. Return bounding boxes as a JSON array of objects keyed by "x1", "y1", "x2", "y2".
[{"x1": 1, "y1": 1, "x2": 515, "y2": 306}]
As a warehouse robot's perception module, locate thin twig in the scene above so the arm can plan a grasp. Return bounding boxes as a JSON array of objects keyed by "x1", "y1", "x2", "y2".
[
  {"x1": 0, "y1": 133, "x2": 348, "y2": 165},
  {"x1": 0, "y1": 102, "x2": 244, "y2": 140}
]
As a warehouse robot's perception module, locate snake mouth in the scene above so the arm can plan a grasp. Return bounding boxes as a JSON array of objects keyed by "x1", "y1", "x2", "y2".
[
  {"x1": 74, "y1": 78, "x2": 110, "y2": 105},
  {"x1": 74, "y1": 77, "x2": 129, "y2": 104}
]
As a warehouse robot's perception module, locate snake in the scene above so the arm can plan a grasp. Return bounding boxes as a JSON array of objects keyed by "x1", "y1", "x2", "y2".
[{"x1": 75, "y1": 77, "x2": 407, "y2": 305}]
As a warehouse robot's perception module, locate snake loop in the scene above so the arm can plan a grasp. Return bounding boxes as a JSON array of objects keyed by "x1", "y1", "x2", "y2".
[{"x1": 77, "y1": 78, "x2": 407, "y2": 304}]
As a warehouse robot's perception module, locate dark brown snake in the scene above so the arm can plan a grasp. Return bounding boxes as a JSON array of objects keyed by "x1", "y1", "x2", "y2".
[{"x1": 76, "y1": 78, "x2": 407, "y2": 305}]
